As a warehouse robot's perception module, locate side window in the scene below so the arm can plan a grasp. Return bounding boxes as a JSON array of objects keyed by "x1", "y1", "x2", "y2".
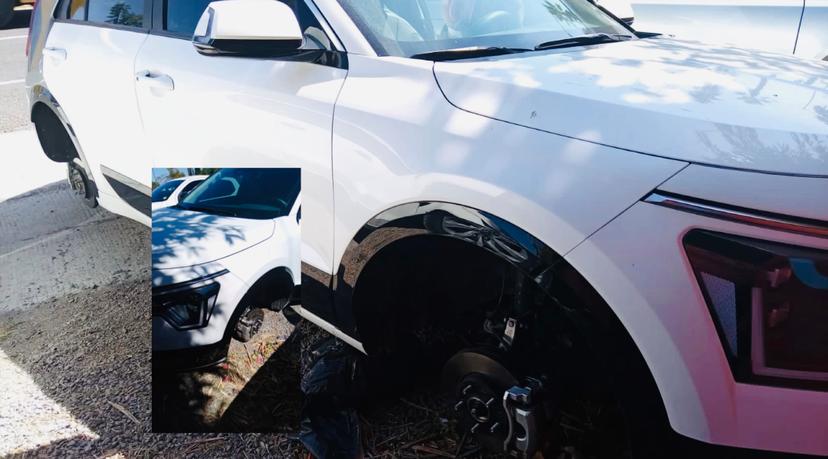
[
  {"x1": 164, "y1": 0, "x2": 215, "y2": 37},
  {"x1": 61, "y1": 0, "x2": 144, "y2": 27},
  {"x1": 68, "y1": 0, "x2": 87, "y2": 20},
  {"x1": 178, "y1": 180, "x2": 203, "y2": 200},
  {"x1": 87, "y1": 0, "x2": 144, "y2": 27}
]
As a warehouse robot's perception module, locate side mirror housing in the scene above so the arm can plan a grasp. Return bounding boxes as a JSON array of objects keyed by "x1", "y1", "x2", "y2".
[
  {"x1": 595, "y1": 0, "x2": 635, "y2": 26},
  {"x1": 193, "y1": 0, "x2": 303, "y2": 57}
]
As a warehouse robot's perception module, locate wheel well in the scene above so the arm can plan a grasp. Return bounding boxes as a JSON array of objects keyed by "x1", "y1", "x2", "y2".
[
  {"x1": 241, "y1": 267, "x2": 295, "y2": 309},
  {"x1": 350, "y1": 233, "x2": 673, "y2": 453},
  {"x1": 221, "y1": 267, "x2": 295, "y2": 342},
  {"x1": 31, "y1": 102, "x2": 78, "y2": 163}
]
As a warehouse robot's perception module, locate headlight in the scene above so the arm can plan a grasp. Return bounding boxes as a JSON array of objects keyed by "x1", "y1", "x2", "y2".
[
  {"x1": 153, "y1": 282, "x2": 220, "y2": 330},
  {"x1": 684, "y1": 230, "x2": 828, "y2": 388}
]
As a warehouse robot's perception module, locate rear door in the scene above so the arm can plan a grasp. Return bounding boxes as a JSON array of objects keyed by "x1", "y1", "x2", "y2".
[
  {"x1": 134, "y1": 0, "x2": 347, "y2": 323},
  {"x1": 44, "y1": 0, "x2": 151, "y2": 221}
]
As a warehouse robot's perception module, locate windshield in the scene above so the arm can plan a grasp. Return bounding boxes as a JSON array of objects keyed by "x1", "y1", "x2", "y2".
[
  {"x1": 152, "y1": 179, "x2": 184, "y2": 203},
  {"x1": 179, "y1": 168, "x2": 300, "y2": 220},
  {"x1": 336, "y1": 0, "x2": 632, "y2": 57}
]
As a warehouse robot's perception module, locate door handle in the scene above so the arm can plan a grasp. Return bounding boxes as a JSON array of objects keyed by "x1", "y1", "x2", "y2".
[
  {"x1": 135, "y1": 70, "x2": 175, "y2": 92},
  {"x1": 43, "y1": 47, "x2": 67, "y2": 60}
]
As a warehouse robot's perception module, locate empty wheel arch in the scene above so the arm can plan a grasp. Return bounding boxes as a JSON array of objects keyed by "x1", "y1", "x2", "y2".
[
  {"x1": 31, "y1": 101, "x2": 79, "y2": 164},
  {"x1": 328, "y1": 201, "x2": 674, "y2": 456}
]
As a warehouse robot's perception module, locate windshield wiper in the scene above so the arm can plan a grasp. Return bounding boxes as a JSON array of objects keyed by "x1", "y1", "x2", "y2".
[
  {"x1": 410, "y1": 46, "x2": 532, "y2": 61},
  {"x1": 534, "y1": 33, "x2": 634, "y2": 51}
]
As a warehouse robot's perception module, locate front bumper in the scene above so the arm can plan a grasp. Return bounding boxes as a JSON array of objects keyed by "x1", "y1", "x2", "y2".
[{"x1": 566, "y1": 199, "x2": 828, "y2": 456}]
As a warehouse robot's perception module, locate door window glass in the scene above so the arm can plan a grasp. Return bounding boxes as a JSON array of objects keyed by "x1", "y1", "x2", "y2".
[
  {"x1": 282, "y1": 0, "x2": 334, "y2": 51},
  {"x1": 164, "y1": 0, "x2": 215, "y2": 37},
  {"x1": 87, "y1": 0, "x2": 144, "y2": 27},
  {"x1": 68, "y1": 0, "x2": 87, "y2": 20}
]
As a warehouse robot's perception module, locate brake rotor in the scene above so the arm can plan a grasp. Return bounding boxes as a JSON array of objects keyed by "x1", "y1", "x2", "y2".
[
  {"x1": 67, "y1": 164, "x2": 97, "y2": 208},
  {"x1": 442, "y1": 350, "x2": 518, "y2": 453}
]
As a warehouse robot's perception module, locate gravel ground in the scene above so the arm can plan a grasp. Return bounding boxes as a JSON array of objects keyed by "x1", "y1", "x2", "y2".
[{"x1": 152, "y1": 313, "x2": 496, "y2": 459}]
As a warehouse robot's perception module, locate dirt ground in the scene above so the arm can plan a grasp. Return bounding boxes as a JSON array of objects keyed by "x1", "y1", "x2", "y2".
[
  {"x1": 0, "y1": 183, "x2": 491, "y2": 458},
  {"x1": 152, "y1": 310, "x2": 496, "y2": 459}
]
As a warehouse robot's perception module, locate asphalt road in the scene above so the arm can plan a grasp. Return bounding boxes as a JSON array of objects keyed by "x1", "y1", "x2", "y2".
[{"x1": 0, "y1": 8, "x2": 153, "y2": 456}]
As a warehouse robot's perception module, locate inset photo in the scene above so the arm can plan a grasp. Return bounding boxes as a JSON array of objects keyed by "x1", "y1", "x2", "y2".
[{"x1": 151, "y1": 168, "x2": 302, "y2": 434}]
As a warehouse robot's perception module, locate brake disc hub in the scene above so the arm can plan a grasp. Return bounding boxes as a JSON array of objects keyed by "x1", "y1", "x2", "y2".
[
  {"x1": 67, "y1": 164, "x2": 97, "y2": 208},
  {"x1": 442, "y1": 350, "x2": 544, "y2": 457}
]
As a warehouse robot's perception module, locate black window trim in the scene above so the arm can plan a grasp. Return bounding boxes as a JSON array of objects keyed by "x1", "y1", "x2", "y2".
[{"x1": 54, "y1": 0, "x2": 152, "y2": 33}]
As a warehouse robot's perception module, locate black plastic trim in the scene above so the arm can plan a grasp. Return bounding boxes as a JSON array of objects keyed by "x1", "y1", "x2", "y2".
[
  {"x1": 328, "y1": 202, "x2": 563, "y2": 339},
  {"x1": 152, "y1": 269, "x2": 229, "y2": 295},
  {"x1": 101, "y1": 167, "x2": 151, "y2": 217},
  {"x1": 29, "y1": 86, "x2": 99, "y2": 202}
]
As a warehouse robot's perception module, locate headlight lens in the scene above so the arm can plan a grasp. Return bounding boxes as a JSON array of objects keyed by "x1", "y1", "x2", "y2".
[
  {"x1": 684, "y1": 230, "x2": 828, "y2": 388},
  {"x1": 153, "y1": 282, "x2": 220, "y2": 330}
]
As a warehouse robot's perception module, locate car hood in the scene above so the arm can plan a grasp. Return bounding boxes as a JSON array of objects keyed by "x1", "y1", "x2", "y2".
[
  {"x1": 152, "y1": 207, "x2": 275, "y2": 269},
  {"x1": 434, "y1": 37, "x2": 828, "y2": 176}
]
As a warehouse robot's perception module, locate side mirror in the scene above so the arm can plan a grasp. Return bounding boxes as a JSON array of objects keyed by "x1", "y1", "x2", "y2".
[
  {"x1": 193, "y1": 0, "x2": 303, "y2": 57},
  {"x1": 595, "y1": 0, "x2": 635, "y2": 26}
]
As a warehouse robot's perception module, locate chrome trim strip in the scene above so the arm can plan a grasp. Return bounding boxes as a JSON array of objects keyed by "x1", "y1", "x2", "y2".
[
  {"x1": 290, "y1": 304, "x2": 367, "y2": 354},
  {"x1": 645, "y1": 192, "x2": 828, "y2": 239}
]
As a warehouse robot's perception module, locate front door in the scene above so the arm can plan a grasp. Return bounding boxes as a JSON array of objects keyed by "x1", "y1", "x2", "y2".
[{"x1": 134, "y1": 0, "x2": 347, "y2": 323}]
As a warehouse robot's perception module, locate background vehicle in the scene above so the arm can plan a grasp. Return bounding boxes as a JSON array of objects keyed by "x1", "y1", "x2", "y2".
[
  {"x1": 152, "y1": 168, "x2": 301, "y2": 369},
  {"x1": 27, "y1": 0, "x2": 827, "y2": 457},
  {"x1": 151, "y1": 174, "x2": 206, "y2": 211},
  {"x1": 628, "y1": 0, "x2": 828, "y2": 60},
  {"x1": 0, "y1": 0, "x2": 34, "y2": 28}
]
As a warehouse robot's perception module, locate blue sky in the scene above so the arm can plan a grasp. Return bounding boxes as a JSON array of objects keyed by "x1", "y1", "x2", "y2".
[{"x1": 152, "y1": 168, "x2": 194, "y2": 184}]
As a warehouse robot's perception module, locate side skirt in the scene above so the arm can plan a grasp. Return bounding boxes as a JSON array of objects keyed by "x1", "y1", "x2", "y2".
[{"x1": 101, "y1": 165, "x2": 151, "y2": 217}]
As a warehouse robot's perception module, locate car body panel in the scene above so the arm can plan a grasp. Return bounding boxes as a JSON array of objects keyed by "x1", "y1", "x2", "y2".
[
  {"x1": 152, "y1": 199, "x2": 301, "y2": 352},
  {"x1": 41, "y1": 20, "x2": 151, "y2": 224},
  {"x1": 434, "y1": 37, "x2": 828, "y2": 177},
  {"x1": 134, "y1": 32, "x2": 344, "y2": 277},
  {"x1": 330, "y1": 54, "x2": 687, "y2": 282},
  {"x1": 566, "y1": 199, "x2": 828, "y2": 455},
  {"x1": 151, "y1": 207, "x2": 276, "y2": 270}
]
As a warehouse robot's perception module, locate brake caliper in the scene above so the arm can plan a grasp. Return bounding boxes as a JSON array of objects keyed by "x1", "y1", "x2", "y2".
[{"x1": 502, "y1": 378, "x2": 544, "y2": 458}]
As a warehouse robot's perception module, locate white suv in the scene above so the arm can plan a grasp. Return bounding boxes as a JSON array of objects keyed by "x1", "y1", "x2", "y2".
[
  {"x1": 152, "y1": 168, "x2": 301, "y2": 370},
  {"x1": 26, "y1": 0, "x2": 827, "y2": 457}
]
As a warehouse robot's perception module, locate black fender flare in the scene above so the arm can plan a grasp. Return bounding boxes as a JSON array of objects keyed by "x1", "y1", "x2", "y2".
[
  {"x1": 30, "y1": 85, "x2": 94, "y2": 180},
  {"x1": 324, "y1": 201, "x2": 673, "y2": 450}
]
